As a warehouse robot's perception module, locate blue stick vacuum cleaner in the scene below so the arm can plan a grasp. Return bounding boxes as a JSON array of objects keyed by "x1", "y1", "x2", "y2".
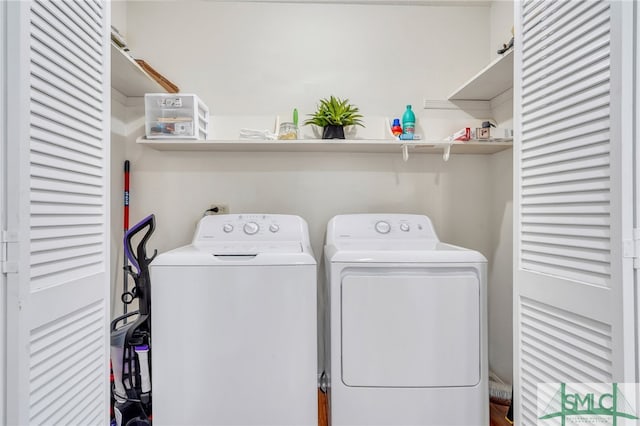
[{"x1": 111, "y1": 214, "x2": 157, "y2": 426}]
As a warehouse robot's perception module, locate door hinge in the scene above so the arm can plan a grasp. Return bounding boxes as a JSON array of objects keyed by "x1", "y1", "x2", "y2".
[
  {"x1": 623, "y1": 229, "x2": 640, "y2": 269},
  {"x1": 1, "y1": 230, "x2": 18, "y2": 274}
]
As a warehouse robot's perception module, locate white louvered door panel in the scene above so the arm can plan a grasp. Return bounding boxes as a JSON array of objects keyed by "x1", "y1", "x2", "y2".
[
  {"x1": 636, "y1": 0, "x2": 640, "y2": 393},
  {"x1": 4, "y1": 1, "x2": 110, "y2": 425},
  {"x1": 0, "y1": 1, "x2": 7, "y2": 424},
  {"x1": 514, "y1": 1, "x2": 636, "y2": 425}
]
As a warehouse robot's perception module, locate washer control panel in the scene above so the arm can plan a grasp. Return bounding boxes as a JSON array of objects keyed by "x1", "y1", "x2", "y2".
[
  {"x1": 327, "y1": 214, "x2": 438, "y2": 242},
  {"x1": 194, "y1": 214, "x2": 309, "y2": 245}
]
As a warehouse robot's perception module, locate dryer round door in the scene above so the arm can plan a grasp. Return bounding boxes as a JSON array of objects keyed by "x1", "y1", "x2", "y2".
[{"x1": 340, "y1": 267, "x2": 481, "y2": 387}]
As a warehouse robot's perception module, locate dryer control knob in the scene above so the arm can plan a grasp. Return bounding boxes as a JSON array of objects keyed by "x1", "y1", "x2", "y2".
[
  {"x1": 243, "y1": 222, "x2": 260, "y2": 235},
  {"x1": 269, "y1": 224, "x2": 280, "y2": 233},
  {"x1": 223, "y1": 224, "x2": 234, "y2": 233},
  {"x1": 400, "y1": 223, "x2": 410, "y2": 232},
  {"x1": 375, "y1": 221, "x2": 391, "y2": 234}
]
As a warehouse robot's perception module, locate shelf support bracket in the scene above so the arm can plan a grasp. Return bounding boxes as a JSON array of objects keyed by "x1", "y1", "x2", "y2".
[
  {"x1": 443, "y1": 143, "x2": 452, "y2": 162},
  {"x1": 402, "y1": 144, "x2": 409, "y2": 162}
]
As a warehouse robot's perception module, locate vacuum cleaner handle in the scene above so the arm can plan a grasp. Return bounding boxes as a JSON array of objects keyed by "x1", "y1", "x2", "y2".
[
  {"x1": 124, "y1": 214, "x2": 157, "y2": 275},
  {"x1": 111, "y1": 311, "x2": 139, "y2": 332},
  {"x1": 124, "y1": 214, "x2": 157, "y2": 317}
]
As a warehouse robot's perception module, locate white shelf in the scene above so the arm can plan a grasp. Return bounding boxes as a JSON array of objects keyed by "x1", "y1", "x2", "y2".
[
  {"x1": 448, "y1": 49, "x2": 514, "y2": 101},
  {"x1": 111, "y1": 42, "x2": 167, "y2": 97},
  {"x1": 136, "y1": 137, "x2": 512, "y2": 155}
]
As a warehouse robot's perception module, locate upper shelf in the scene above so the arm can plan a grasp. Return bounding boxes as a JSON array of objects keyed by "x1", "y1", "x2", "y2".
[
  {"x1": 136, "y1": 137, "x2": 512, "y2": 155},
  {"x1": 448, "y1": 49, "x2": 514, "y2": 101},
  {"x1": 111, "y1": 43, "x2": 169, "y2": 97}
]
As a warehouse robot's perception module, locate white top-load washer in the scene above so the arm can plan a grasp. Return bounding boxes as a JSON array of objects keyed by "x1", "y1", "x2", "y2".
[
  {"x1": 150, "y1": 214, "x2": 317, "y2": 426},
  {"x1": 324, "y1": 214, "x2": 488, "y2": 426}
]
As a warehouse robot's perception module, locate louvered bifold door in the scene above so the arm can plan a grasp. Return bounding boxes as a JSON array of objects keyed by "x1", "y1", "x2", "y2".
[
  {"x1": 514, "y1": 1, "x2": 636, "y2": 425},
  {"x1": 4, "y1": 1, "x2": 110, "y2": 424}
]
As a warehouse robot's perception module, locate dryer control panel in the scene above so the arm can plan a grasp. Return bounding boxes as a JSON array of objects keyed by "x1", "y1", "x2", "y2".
[
  {"x1": 326, "y1": 214, "x2": 439, "y2": 244},
  {"x1": 193, "y1": 214, "x2": 311, "y2": 245}
]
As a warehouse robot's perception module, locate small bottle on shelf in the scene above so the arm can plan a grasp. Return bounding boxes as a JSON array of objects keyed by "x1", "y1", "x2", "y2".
[{"x1": 391, "y1": 118, "x2": 402, "y2": 137}]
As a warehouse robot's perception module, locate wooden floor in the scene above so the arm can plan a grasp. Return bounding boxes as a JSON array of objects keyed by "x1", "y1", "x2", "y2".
[
  {"x1": 318, "y1": 390, "x2": 512, "y2": 426},
  {"x1": 489, "y1": 401, "x2": 512, "y2": 426}
]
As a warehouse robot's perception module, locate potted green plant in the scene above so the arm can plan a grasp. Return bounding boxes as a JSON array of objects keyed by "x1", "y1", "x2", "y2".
[{"x1": 304, "y1": 95, "x2": 364, "y2": 139}]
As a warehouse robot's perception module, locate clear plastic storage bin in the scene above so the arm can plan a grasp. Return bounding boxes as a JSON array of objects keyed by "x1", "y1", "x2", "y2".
[{"x1": 145, "y1": 93, "x2": 209, "y2": 140}]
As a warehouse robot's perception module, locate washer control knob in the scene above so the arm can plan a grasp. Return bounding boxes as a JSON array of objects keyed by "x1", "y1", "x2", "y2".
[
  {"x1": 400, "y1": 223, "x2": 410, "y2": 232},
  {"x1": 223, "y1": 224, "x2": 234, "y2": 233},
  {"x1": 269, "y1": 224, "x2": 280, "y2": 233},
  {"x1": 243, "y1": 222, "x2": 260, "y2": 235},
  {"x1": 375, "y1": 221, "x2": 391, "y2": 234}
]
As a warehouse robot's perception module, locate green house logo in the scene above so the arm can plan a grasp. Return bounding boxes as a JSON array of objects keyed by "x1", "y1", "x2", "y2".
[{"x1": 538, "y1": 383, "x2": 639, "y2": 425}]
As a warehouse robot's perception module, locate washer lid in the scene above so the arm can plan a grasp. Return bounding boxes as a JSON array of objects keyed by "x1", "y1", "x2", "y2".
[
  {"x1": 334, "y1": 240, "x2": 439, "y2": 251},
  {"x1": 207, "y1": 241, "x2": 302, "y2": 255},
  {"x1": 324, "y1": 214, "x2": 486, "y2": 263},
  {"x1": 326, "y1": 242, "x2": 487, "y2": 263},
  {"x1": 152, "y1": 244, "x2": 316, "y2": 266}
]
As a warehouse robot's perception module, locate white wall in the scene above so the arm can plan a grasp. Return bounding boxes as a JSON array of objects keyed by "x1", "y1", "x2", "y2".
[
  {"x1": 111, "y1": 0, "x2": 127, "y2": 38},
  {"x1": 125, "y1": 135, "x2": 494, "y2": 260},
  {"x1": 123, "y1": 0, "x2": 493, "y2": 243},
  {"x1": 489, "y1": 0, "x2": 514, "y2": 60},
  {"x1": 110, "y1": 0, "x2": 130, "y2": 319},
  {"x1": 111, "y1": 92, "x2": 131, "y2": 317},
  {"x1": 488, "y1": 147, "x2": 513, "y2": 384},
  {"x1": 125, "y1": 1, "x2": 490, "y2": 119},
  {"x1": 116, "y1": 0, "x2": 518, "y2": 378}
]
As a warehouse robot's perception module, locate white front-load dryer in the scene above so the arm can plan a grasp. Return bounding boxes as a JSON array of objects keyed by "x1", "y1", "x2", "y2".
[
  {"x1": 324, "y1": 214, "x2": 488, "y2": 426},
  {"x1": 151, "y1": 214, "x2": 317, "y2": 425}
]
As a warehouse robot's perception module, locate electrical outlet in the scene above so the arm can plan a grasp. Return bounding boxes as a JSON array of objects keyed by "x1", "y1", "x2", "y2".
[{"x1": 208, "y1": 203, "x2": 229, "y2": 215}]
